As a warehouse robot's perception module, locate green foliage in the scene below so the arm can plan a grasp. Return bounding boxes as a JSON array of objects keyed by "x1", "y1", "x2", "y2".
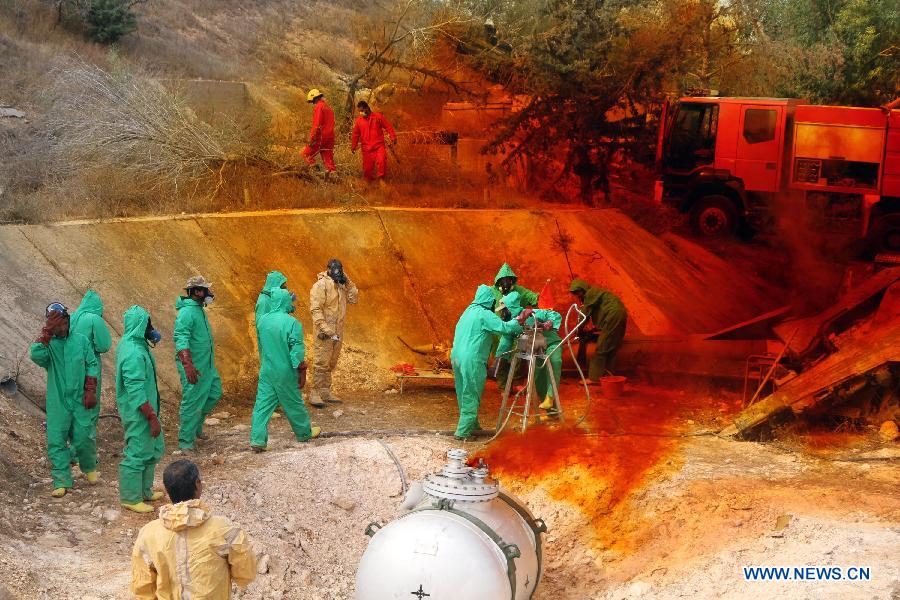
[
  {"x1": 84, "y1": 0, "x2": 138, "y2": 44},
  {"x1": 765, "y1": 0, "x2": 899, "y2": 105},
  {"x1": 457, "y1": 0, "x2": 682, "y2": 203},
  {"x1": 448, "y1": 0, "x2": 898, "y2": 204}
]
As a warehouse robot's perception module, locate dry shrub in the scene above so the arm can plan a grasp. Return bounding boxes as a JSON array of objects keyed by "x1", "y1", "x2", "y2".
[{"x1": 45, "y1": 56, "x2": 267, "y2": 194}]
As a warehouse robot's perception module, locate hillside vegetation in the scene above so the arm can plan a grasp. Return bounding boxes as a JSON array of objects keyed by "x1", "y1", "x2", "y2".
[{"x1": 1, "y1": 0, "x2": 896, "y2": 222}]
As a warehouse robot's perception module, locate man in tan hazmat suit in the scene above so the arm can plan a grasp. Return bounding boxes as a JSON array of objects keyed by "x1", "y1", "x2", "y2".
[{"x1": 308, "y1": 259, "x2": 358, "y2": 407}]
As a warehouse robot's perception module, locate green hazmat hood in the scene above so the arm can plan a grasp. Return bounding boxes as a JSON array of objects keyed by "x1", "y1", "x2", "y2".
[
  {"x1": 471, "y1": 284, "x2": 496, "y2": 310},
  {"x1": 122, "y1": 305, "x2": 150, "y2": 342},
  {"x1": 494, "y1": 263, "x2": 517, "y2": 285},
  {"x1": 74, "y1": 290, "x2": 103, "y2": 316},
  {"x1": 569, "y1": 278, "x2": 590, "y2": 293},
  {"x1": 268, "y1": 288, "x2": 295, "y2": 314},
  {"x1": 501, "y1": 291, "x2": 523, "y2": 317},
  {"x1": 263, "y1": 271, "x2": 287, "y2": 291}
]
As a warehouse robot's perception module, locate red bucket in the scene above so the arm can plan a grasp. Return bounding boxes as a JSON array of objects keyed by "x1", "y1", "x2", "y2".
[{"x1": 600, "y1": 375, "x2": 627, "y2": 399}]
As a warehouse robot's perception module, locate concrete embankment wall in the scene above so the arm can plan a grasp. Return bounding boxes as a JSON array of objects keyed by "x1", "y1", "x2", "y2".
[{"x1": 0, "y1": 208, "x2": 778, "y2": 408}]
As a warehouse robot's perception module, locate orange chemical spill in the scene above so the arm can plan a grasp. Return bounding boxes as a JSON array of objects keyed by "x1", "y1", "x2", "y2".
[{"x1": 477, "y1": 384, "x2": 721, "y2": 551}]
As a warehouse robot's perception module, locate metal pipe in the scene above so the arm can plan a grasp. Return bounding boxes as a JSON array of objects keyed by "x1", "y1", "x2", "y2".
[
  {"x1": 745, "y1": 328, "x2": 798, "y2": 407},
  {"x1": 376, "y1": 438, "x2": 409, "y2": 495}
]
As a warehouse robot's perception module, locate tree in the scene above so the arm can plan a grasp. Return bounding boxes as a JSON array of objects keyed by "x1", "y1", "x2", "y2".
[
  {"x1": 760, "y1": 0, "x2": 899, "y2": 105},
  {"x1": 455, "y1": 0, "x2": 684, "y2": 204},
  {"x1": 341, "y1": 0, "x2": 474, "y2": 127},
  {"x1": 55, "y1": 0, "x2": 145, "y2": 44}
]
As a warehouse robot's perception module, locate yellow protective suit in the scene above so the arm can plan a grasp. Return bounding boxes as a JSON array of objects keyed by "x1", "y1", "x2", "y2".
[
  {"x1": 131, "y1": 499, "x2": 257, "y2": 599},
  {"x1": 309, "y1": 271, "x2": 358, "y2": 403}
]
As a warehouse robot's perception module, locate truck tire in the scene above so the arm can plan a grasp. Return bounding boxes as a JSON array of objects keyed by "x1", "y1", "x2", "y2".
[
  {"x1": 868, "y1": 214, "x2": 900, "y2": 255},
  {"x1": 690, "y1": 194, "x2": 739, "y2": 238}
]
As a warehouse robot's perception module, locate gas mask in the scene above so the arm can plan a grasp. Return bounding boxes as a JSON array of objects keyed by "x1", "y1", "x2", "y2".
[
  {"x1": 45, "y1": 302, "x2": 68, "y2": 318},
  {"x1": 45, "y1": 303, "x2": 70, "y2": 338},
  {"x1": 189, "y1": 287, "x2": 214, "y2": 306},
  {"x1": 499, "y1": 307, "x2": 512, "y2": 322},
  {"x1": 327, "y1": 259, "x2": 347, "y2": 285},
  {"x1": 497, "y1": 277, "x2": 515, "y2": 295},
  {"x1": 145, "y1": 319, "x2": 162, "y2": 347}
]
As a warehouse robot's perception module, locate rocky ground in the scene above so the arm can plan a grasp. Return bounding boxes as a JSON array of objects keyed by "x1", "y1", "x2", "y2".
[{"x1": 0, "y1": 379, "x2": 897, "y2": 599}]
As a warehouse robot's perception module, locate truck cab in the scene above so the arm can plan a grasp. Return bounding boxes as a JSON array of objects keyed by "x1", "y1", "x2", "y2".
[
  {"x1": 656, "y1": 96, "x2": 805, "y2": 236},
  {"x1": 656, "y1": 95, "x2": 900, "y2": 254}
]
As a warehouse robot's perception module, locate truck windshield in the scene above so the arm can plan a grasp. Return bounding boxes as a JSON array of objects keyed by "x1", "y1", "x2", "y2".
[{"x1": 666, "y1": 102, "x2": 718, "y2": 170}]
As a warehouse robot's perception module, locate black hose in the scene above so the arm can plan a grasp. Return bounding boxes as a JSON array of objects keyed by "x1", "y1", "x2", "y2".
[{"x1": 317, "y1": 429, "x2": 496, "y2": 439}]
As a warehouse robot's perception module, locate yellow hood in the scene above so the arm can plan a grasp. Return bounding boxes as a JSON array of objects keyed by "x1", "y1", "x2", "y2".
[{"x1": 159, "y1": 499, "x2": 211, "y2": 531}]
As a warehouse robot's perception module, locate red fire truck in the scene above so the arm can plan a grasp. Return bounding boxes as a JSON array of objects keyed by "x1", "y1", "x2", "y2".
[{"x1": 655, "y1": 95, "x2": 900, "y2": 253}]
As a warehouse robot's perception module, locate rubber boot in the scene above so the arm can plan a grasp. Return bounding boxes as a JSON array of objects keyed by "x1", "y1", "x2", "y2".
[
  {"x1": 51, "y1": 487, "x2": 68, "y2": 498},
  {"x1": 144, "y1": 491, "x2": 164, "y2": 502},
  {"x1": 308, "y1": 390, "x2": 325, "y2": 408},
  {"x1": 122, "y1": 502, "x2": 154, "y2": 514},
  {"x1": 294, "y1": 426, "x2": 322, "y2": 444},
  {"x1": 323, "y1": 391, "x2": 343, "y2": 404},
  {"x1": 539, "y1": 397, "x2": 554, "y2": 410},
  {"x1": 251, "y1": 445, "x2": 267, "y2": 453},
  {"x1": 85, "y1": 471, "x2": 100, "y2": 485}
]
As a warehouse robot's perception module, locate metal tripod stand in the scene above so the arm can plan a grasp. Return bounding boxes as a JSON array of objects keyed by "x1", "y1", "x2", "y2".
[{"x1": 495, "y1": 326, "x2": 563, "y2": 434}]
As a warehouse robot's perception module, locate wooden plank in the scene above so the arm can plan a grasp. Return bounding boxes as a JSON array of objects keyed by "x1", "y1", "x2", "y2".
[
  {"x1": 773, "y1": 267, "x2": 899, "y2": 355},
  {"x1": 723, "y1": 316, "x2": 900, "y2": 436},
  {"x1": 397, "y1": 371, "x2": 454, "y2": 381}
]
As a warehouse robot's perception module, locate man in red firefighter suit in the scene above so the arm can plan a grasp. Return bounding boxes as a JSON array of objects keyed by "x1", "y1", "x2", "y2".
[
  {"x1": 351, "y1": 100, "x2": 397, "y2": 182},
  {"x1": 303, "y1": 89, "x2": 336, "y2": 173}
]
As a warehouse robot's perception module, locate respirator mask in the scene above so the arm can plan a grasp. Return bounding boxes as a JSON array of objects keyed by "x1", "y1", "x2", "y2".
[
  {"x1": 497, "y1": 277, "x2": 514, "y2": 295},
  {"x1": 145, "y1": 319, "x2": 162, "y2": 347},
  {"x1": 327, "y1": 259, "x2": 347, "y2": 285}
]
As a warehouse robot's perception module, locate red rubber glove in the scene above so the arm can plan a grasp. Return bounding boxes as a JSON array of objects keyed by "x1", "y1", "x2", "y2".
[
  {"x1": 138, "y1": 402, "x2": 162, "y2": 438},
  {"x1": 83, "y1": 376, "x2": 98, "y2": 409},
  {"x1": 36, "y1": 313, "x2": 66, "y2": 345},
  {"x1": 541, "y1": 320, "x2": 554, "y2": 331},
  {"x1": 298, "y1": 361, "x2": 308, "y2": 390},
  {"x1": 517, "y1": 308, "x2": 535, "y2": 324},
  {"x1": 177, "y1": 349, "x2": 200, "y2": 385}
]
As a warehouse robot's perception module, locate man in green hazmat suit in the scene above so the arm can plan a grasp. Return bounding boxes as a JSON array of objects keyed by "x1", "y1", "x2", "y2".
[
  {"x1": 174, "y1": 276, "x2": 223, "y2": 451},
  {"x1": 29, "y1": 302, "x2": 100, "y2": 497},
  {"x1": 569, "y1": 279, "x2": 627, "y2": 381},
  {"x1": 116, "y1": 305, "x2": 165, "y2": 513},
  {"x1": 451, "y1": 285, "x2": 530, "y2": 439},
  {"x1": 490, "y1": 263, "x2": 539, "y2": 385},
  {"x1": 498, "y1": 291, "x2": 564, "y2": 410},
  {"x1": 68, "y1": 290, "x2": 112, "y2": 466},
  {"x1": 250, "y1": 288, "x2": 320, "y2": 451}
]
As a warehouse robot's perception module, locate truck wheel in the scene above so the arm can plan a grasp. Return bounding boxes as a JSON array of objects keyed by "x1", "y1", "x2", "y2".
[
  {"x1": 868, "y1": 214, "x2": 900, "y2": 255},
  {"x1": 690, "y1": 195, "x2": 739, "y2": 237}
]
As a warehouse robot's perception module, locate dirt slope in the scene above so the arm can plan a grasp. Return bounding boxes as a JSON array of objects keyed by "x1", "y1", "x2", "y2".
[{"x1": 0, "y1": 208, "x2": 781, "y2": 411}]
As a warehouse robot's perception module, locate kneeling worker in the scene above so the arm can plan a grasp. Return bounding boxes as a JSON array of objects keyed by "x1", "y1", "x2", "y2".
[
  {"x1": 250, "y1": 288, "x2": 320, "y2": 451},
  {"x1": 131, "y1": 459, "x2": 257, "y2": 599},
  {"x1": 500, "y1": 291, "x2": 563, "y2": 410},
  {"x1": 569, "y1": 279, "x2": 627, "y2": 382},
  {"x1": 451, "y1": 285, "x2": 531, "y2": 439}
]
